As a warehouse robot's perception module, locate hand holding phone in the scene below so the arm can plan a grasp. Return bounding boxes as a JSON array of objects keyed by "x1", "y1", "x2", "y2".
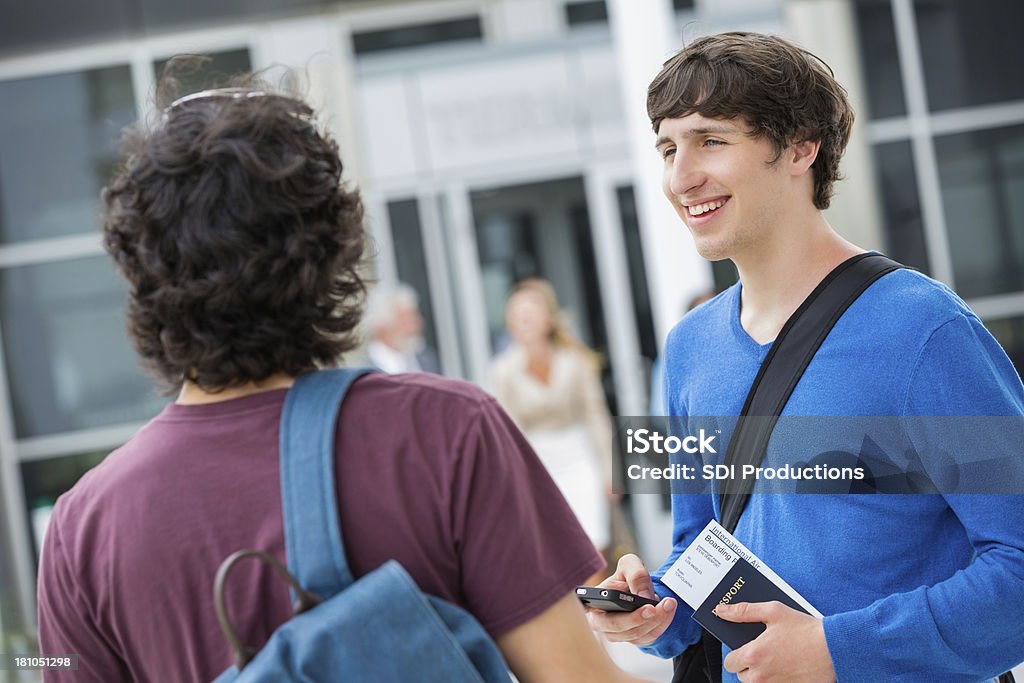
[
  {"x1": 582, "y1": 553, "x2": 677, "y2": 647},
  {"x1": 576, "y1": 586, "x2": 660, "y2": 612}
]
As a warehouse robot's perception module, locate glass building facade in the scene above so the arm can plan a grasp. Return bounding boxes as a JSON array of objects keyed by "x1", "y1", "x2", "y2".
[{"x1": 854, "y1": 0, "x2": 1024, "y2": 367}]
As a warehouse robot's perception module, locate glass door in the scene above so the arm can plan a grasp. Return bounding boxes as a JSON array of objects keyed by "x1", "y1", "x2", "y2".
[{"x1": 467, "y1": 176, "x2": 618, "y2": 405}]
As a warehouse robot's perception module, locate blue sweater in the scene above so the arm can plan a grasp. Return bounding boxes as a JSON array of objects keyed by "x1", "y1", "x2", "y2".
[{"x1": 644, "y1": 269, "x2": 1024, "y2": 682}]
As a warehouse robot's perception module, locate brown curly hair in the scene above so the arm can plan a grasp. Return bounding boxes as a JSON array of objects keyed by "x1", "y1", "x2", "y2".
[
  {"x1": 102, "y1": 64, "x2": 366, "y2": 393},
  {"x1": 647, "y1": 32, "x2": 855, "y2": 210}
]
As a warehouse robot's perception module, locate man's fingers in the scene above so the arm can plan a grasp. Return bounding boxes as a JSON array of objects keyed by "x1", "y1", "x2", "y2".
[
  {"x1": 596, "y1": 577, "x2": 630, "y2": 591},
  {"x1": 718, "y1": 602, "x2": 833, "y2": 681},
  {"x1": 616, "y1": 553, "x2": 655, "y2": 599},
  {"x1": 714, "y1": 600, "x2": 786, "y2": 623},
  {"x1": 587, "y1": 597, "x2": 677, "y2": 645},
  {"x1": 722, "y1": 646, "x2": 744, "y2": 673},
  {"x1": 723, "y1": 638, "x2": 763, "y2": 675},
  {"x1": 589, "y1": 553, "x2": 644, "y2": 591},
  {"x1": 628, "y1": 599, "x2": 677, "y2": 644},
  {"x1": 602, "y1": 614, "x2": 669, "y2": 644},
  {"x1": 585, "y1": 607, "x2": 648, "y2": 635}
]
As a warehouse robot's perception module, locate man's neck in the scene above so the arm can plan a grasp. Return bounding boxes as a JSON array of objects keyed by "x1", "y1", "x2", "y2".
[
  {"x1": 176, "y1": 373, "x2": 297, "y2": 405},
  {"x1": 733, "y1": 216, "x2": 863, "y2": 345}
]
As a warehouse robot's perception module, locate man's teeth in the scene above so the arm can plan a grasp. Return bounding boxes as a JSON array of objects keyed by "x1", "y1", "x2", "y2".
[{"x1": 687, "y1": 199, "x2": 727, "y2": 216}]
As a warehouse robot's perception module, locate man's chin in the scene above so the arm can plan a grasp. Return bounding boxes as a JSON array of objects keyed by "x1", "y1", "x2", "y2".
[{"x1": 692, "y1": 240, "x2": 731, "y2": 262}]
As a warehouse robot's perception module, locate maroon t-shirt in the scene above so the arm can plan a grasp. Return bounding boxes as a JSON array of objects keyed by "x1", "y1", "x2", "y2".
[{"x1": 37, "y1": 373, "x2": 603, "y2": 682}]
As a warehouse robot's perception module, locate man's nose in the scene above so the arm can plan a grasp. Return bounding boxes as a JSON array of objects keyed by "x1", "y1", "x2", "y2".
[{"x1": 668, "y1": 150, "x2": 704, "y2": 197}]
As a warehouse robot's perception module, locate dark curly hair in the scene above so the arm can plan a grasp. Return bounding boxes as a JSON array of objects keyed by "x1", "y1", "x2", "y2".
[
  {"x1": 647, "y1": 32, "x2": 854, "y2": 210},
  {"x1": 102, "y1": 62, "x2": 366, "y2": 393}
]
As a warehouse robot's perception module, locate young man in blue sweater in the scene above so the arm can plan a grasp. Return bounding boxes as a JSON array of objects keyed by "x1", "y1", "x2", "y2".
[{"x1": 587, "y1": 32, "x2": 1024, "y2": 682}]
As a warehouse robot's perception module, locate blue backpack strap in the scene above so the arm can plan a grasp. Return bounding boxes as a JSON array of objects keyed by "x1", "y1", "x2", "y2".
[{"x1": 279, "y1": 367, "x2": 376, "y2": 598}]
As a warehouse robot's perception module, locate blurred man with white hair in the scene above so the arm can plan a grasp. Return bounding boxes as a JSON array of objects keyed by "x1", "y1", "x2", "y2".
[{"x1": 364, "y1": 283, "x2": 441, "y2": 374}]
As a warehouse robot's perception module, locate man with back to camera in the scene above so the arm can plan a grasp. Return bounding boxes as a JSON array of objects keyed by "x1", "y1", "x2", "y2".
[
  {"x1": 586, "y1": 32, "x2": 1024, "y2": 682},
  {"x1": 34, "y1": 63, "x2": 654, "y2": 683}
]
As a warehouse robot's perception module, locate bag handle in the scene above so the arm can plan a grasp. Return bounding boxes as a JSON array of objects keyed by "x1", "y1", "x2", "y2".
[
  {"x1": 213, "y1": 549, "x2": 323, "y2": 671},
  {"x1": 279, "y1": 368, "x2": 376, "y2": 597}
]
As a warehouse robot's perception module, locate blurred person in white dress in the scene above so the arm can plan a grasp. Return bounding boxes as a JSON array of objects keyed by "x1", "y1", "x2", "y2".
[{"x1": 490, "y1": 279, "x2": 613, "y2": 578}]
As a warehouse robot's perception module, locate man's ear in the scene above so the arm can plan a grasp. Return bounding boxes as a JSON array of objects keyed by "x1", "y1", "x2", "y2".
[{"x1": 789, "y1": 138, "x2": 821, "y2": 177}]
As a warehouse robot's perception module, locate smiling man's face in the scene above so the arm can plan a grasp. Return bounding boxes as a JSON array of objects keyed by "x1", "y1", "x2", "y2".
[{"x1": 657, "y1": 112, "x2": 799, "y2": 263}]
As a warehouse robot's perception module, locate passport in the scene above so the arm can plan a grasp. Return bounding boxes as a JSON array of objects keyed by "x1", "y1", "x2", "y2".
[
  {"x1": 690, "y1": 556, "x2": 811, "y2": 650},
  {"x1": 662, "y1": 520, "x2": 820, "y2": 650}
]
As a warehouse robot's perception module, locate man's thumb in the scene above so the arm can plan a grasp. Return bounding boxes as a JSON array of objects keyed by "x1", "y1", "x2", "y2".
[{"x1": 713, "y1": 601, "x2": 781, "y2": 623}]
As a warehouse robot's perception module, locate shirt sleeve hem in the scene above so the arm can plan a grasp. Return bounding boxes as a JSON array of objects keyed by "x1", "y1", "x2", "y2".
[
  {"x1": 638, "y1": 580, "x2": 699, "y2": 659},
  {"x1": 481, "y1": 552, "x2": 605, "y2": 638}
]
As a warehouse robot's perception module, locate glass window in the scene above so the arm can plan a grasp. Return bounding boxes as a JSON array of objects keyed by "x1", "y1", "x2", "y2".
[
  {"x1": 566, "y1": 1, "x2": 608, "y2": 27},
  {"x1": 473, "y1": 206, "x2": 540, "y2": 351},
  {"x1": 853, "y1": 0, "x2": 907, "y2": 119},
  {"x1": 153, "y1": 49, "x2": 252, "y2": 96},
  {"x1": 916, "y1": 0, "x2": 1024, "y2": 112},
  {"x1": 138, "y1": 0, "x2": 318, "y2": 33},
  {"x1": 0, "y1": 256, "x2": 168, "y2": 438},
  {"x1": 352, "y1": 17, "x2": 484, "y2": 57},
  {"x1": 1, "y1": 0, "x2": 295, "y2": 57},
  {"x1": 873, "y1": 141, "x2": 930, "y2": 274},
  {"x1": 1, "y1": 468, "x2": 34, "y2": 659},
  {"x1": 615, "y1": 186, "x2": 658, "y2": 363},
  {"x1": 0, "y1": 66, "x2": 135, "y2": 244},
  {"x1": 982, "y1": 315, "x2": 1024, "y2": 380},
  {"x1": 0, "y1": 0, "x2": 132, "y2": 59},
  {"x1": 386, "y1": 199, "x2": 440, "y2": 361},
  {"x1": 935, "y1": 123, "x2": 1024, "y2": 298},
  {"x1": 21, "y1": 451, "x2": 108, "y2": 562}
]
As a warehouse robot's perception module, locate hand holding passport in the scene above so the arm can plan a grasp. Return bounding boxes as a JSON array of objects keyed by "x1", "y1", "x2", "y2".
[
  {"x1": 662, "y1": 520, "x2": 821, "y2": 650},
  {"x1": 695, "y1": 556, "x2": 812, "y2": 649}
]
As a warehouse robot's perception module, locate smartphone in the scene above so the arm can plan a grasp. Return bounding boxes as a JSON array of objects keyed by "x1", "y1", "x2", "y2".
[{"x1": 575, "y1": 586, "x2": 660, "y2": 612}]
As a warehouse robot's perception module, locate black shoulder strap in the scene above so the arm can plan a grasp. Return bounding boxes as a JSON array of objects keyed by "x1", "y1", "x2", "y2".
[{"x1": 718, "y1": 252, "x2": 903, "y2": 532}]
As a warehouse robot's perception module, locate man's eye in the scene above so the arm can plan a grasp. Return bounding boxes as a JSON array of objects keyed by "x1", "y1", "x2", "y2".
[
  {"x1": 704, "y1": 139, "x2": 725, "y2": 147},
  {"x1": 661, "y1": 147, "x2": 676, "y2": 159}
]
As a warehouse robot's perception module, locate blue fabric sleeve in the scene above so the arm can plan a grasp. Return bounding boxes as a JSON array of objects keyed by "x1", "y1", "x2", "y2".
[
  {"x1": 824, "y1": 314, "x2": 1024, "y2": 681},
  {"x1": 640, "y1": 489, "x2": 712, "y2": 658},
  {"x1": 638, "y1": 368, "x2": 714, "y2": 659}
]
